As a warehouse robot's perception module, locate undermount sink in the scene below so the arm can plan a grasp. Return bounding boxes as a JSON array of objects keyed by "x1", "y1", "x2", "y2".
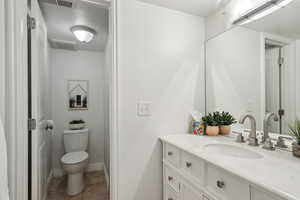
[{"x1": 204, "y1": 143, "x2": 263, "y2": 159}]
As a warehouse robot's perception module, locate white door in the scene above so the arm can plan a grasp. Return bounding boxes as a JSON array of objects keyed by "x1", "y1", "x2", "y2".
[
  {"x1": 0, "y1": 0, "x2": 5, "y2": 120},
  {"x1": 30, "y1": 0, "x2": 51, "y2": 199}
]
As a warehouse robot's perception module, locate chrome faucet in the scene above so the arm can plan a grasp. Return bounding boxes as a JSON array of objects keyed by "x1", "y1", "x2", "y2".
[
  {"x1": 239, "y1": 114, "x2": 258, "y2": 146},
  {"x1": 262, "y1": 112, "x2": 279, "y2": 143}
]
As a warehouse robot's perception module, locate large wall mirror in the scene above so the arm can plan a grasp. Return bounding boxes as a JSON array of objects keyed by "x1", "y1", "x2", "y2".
[{"x1": 205, "y1": 0, "x2": 300, "y2": 135}]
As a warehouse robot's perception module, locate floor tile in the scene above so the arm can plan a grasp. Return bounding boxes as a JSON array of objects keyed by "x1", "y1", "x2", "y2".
[{"x1": 47, "y1": 171, "x2": 109, "y2": 200}]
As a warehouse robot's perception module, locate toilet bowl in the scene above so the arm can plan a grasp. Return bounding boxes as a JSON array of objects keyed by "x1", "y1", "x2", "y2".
[
  {"x1": 61, "y1": 151, "x2": 89, "y2": 195},
  {"x1": 61, "y1": 128, "x2": 89, "y2": 196}
]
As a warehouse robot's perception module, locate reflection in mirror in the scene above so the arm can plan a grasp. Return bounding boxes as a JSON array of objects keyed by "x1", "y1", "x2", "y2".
[
  {"x1": 264, "y1": 39, "x2": 295, "y2": 135},
  {"x1": 205, "y1": 0, "x2": 300, "y2": 134},
  {"x1": 206, "y1": 26, "x2": 263, "y2": 130}
]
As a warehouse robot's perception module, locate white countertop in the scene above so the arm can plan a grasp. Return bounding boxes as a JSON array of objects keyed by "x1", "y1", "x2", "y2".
[{"x1": 159, "y1": 134, "x2": 300, "y2": 200}]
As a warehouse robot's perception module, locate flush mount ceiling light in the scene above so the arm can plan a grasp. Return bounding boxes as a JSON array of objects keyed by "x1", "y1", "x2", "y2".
[
  {"x1": 71, "y1": 25, "x2": 96, "y2": 43},
  {"x1": 233, "y1": 0, "x2": 295, "y2": 25}
]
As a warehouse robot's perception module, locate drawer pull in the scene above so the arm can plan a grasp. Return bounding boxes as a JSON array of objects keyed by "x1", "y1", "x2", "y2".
[
  {"x1": 168, "y1": 198, "x2": 173, "y2": 200},
  {"x1": 186, "y1": 162, "x2": 192, "y2": 168},
  {"x1": 168, "y1": 176, "x2": 173, "y2": 181},
  {"x1": 216, "y1": 180, "x2": 225, "y2": 188},
  {"x1": 168, "y1": 151, "x2": 173, "y2": 156}
]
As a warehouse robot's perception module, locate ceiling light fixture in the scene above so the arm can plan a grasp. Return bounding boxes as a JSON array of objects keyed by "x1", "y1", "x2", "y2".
[
  {"x1": 71, "y1": 25, "x2": 96, "y2": 43},
  {"x1": 233, "y1": 0, "x2": 295, "y2": 25}
]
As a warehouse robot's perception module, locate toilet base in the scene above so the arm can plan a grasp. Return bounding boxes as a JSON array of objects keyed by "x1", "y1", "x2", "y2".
[{"x1": 67, "y1": 171, "x2": 85, "y2": 196}]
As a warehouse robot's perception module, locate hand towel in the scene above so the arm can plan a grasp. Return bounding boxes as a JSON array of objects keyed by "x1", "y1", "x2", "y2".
[{"x1": 0, "y1": 116, "x2": 9, "y2": 200}]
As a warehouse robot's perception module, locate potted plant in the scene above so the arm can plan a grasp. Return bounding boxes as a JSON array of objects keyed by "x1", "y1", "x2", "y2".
[
  {"x1": 69, "y1": 119, "x2": 85, "y2": 130},
  {"x1": 202, "y1": 113, "x2": 219, "y2": 136},
  {"x1": 288, "y1": 119, "x2": 300, "y2": 157},
  {"x1": 218, "y1": 111, "x2": 237, "y2": 135}
]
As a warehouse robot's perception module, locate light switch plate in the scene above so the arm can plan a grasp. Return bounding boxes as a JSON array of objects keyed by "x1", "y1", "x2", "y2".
[{"x1": 137, "y1": 101, "x2": 152, "y2": 116}]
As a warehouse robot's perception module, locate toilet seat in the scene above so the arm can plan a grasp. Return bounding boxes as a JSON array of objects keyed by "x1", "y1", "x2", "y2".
[{"x1": 61, "y1": 151, "x2": 88, "y2": 165}]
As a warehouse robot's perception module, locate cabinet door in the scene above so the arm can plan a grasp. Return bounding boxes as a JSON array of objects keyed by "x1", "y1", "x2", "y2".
[{"x1": 180, "y1": 180, "x2": 202, "y2": 200}]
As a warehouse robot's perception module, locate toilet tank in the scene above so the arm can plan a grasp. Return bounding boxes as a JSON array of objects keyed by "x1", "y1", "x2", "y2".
[{"x1": 63, "y1": 128, "x2": 89, "y2": 153}]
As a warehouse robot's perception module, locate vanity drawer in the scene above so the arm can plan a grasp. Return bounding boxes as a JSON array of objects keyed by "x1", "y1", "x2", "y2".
[
  {"x1": 164, "y1": 164, "x2": 180, "y2": 192},
  {"x1": 165, "y1": 143, "x2": 180, "y2": 167},
  {"x1": 180, "y1": 151, "x2": 204, "y2": 184},
  {"x1": 206, "y1": 164, "x2": 250, "y2": 200},
  {"x1": 164, "y1": 185, "x2": 179, "y2": 200}
]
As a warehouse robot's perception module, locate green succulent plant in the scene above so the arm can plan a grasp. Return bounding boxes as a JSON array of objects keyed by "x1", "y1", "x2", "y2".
[
  {"x1": 202, "y1": 113, "x2": 218, "y2": 126},
  {"x1": 218, "y1": 111, "x2": 237, "y2": 126},
  {"x1": 202, "y1": 111, "x2": 236, "y2": 127},
  {"x1": 288, "y1": 119, "x2": 300, "y2": 145}
]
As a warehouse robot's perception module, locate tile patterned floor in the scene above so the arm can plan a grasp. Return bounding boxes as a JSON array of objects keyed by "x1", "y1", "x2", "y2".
[{"x1": 47, "y1": 171, "x2": 109, "y2": 200}]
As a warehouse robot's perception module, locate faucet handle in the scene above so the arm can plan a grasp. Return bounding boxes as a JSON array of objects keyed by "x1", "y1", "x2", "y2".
[
  {"x1": 234, "y1": 132, "x2": 245, "y2": 143},
  {"x1": 262, "y1": 138, "x2": 275, "y2": 151}
]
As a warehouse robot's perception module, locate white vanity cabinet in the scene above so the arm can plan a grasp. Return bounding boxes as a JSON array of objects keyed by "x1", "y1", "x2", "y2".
[{"x1": 162, "y1": 142, "x2": 287, "y2": 200}]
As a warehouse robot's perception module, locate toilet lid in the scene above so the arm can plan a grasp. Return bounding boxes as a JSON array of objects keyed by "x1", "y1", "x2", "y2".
[{"x1": 61, "y1": 151, "x2": 89, "y2": 164}]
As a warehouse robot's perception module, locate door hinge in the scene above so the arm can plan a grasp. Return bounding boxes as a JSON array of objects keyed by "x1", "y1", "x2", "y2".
[
  {"x1": 27, "y1": 15, "x2": 36, "y2": 30},
  {"x1": 28, "y1": 118, "x2": 37, "y2": 131},
  {"x1": 278, "y1": 109, "x2": 285, "y2": 117},
  {"x1": 278, "y1": 57, "x2": 284, "y2": 65}
]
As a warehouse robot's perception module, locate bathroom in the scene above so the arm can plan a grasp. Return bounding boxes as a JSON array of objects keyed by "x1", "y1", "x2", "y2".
[
  {"x1": 2, "y1": 0, "x2": 300, "y2": 200},
  {"x1": 26, "y1": 0, "x2": 111, "y2": 199}
]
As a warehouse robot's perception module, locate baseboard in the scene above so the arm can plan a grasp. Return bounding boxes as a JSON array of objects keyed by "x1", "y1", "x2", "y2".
[
  {"x1": 43, "y1": 170, "x2": 53, "y2": 200},
  {"x1": 104, "y1": 164, "x2": 110, "y2": 190},
  {"x1": 53, "y1": 162, "x2": 104, "y2": 177},
  {"x1": 87, "y1": 162, "x2": 104, "y2": 172}
]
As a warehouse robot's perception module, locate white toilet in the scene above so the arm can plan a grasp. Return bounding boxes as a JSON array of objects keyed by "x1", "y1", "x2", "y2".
[{"x1": 61, "y1": 128, "x2": 89, "y2": 196}]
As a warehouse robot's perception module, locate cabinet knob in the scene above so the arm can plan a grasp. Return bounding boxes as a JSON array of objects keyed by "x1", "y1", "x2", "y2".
[
  {"x1": 168, "y1": 151, "x2": 173, "y2": 156},
  {"x1": 186, "y1": 162, "x2": 192, "y2": 168},
  {"x1": 217, "y1": 180, "x2": 225, "y2": 188},
  {"x1": 168, "y1": 176, "x2": 173, "y2": 181}
]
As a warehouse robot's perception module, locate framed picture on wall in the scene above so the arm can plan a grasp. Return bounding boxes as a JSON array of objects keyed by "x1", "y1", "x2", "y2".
[{"x1": 68, "y1": 80, "x2": 89, "y2": 110}]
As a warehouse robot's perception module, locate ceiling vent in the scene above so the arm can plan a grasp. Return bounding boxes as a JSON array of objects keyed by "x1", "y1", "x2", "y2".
[
  {"x1": 49, "y1": 39, "x2": 78, "y2": 51},
  {"x1": 39, "y1": 0, "x2": 76, "y2": 8}
]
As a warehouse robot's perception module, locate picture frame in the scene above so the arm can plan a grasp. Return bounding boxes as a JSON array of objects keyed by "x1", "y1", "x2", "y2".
[{"x1": 67, "y1": 80, "x2": 89, "y2": 110}]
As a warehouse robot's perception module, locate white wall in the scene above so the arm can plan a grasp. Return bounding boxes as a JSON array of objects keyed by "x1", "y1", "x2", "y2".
[
  {"x1": 206, "y1": 27, "x2": 262, "y2": 130},
  {"x1": 205, "y1": 0, "x2": 265, "y2": 40},
  {"x1": 50, "y1": 49, "x2": 106, "y2": 174},
  {"x1": 117, "y1": 1, "x2": 205, "y2": 200}
]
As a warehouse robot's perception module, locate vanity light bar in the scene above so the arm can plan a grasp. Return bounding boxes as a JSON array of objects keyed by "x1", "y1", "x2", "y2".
[{"x1": 232, "y1": 0, "x2": 289, "y2": 25}]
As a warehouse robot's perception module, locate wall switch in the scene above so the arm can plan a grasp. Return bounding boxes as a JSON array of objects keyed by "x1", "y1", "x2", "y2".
[{"x1": 137, "y1": 101, "x2": 152, "y2": 116}]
